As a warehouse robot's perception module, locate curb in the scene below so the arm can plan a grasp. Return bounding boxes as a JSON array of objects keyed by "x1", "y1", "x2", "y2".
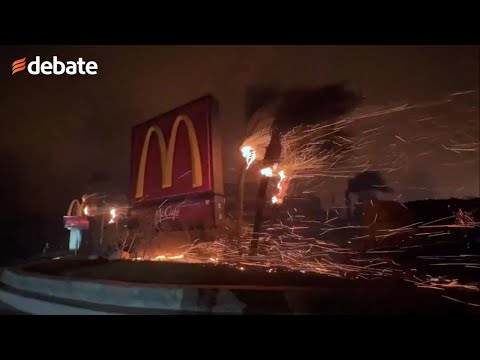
[
  {"x1": 1, "y1": 267, "x2": 246, "y2": 314},
  {"x1": 0, "y1": 287, "x2": 123, "y2": 315}
]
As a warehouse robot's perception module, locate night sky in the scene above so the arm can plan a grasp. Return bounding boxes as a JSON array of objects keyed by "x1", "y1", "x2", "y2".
[{"x1": 0, "y1": 45, "x2": 478, "y2": 256}]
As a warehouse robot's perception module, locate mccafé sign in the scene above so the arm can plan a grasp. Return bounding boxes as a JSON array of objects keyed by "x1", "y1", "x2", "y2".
[{"x1": 131, "y1": 96, "x2": 223, "y2": 202}]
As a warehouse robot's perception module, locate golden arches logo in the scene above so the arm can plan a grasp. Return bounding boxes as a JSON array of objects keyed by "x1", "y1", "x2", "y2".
[
  {"x1": 12, "y1": 57, "x2": 26, "y2": 75},
  {"x1": 135, "y1": 115, "x2": 203, "y2": 198},
  {"x1": 67, "y1": 199, "x2": 85, "y2": 216}
]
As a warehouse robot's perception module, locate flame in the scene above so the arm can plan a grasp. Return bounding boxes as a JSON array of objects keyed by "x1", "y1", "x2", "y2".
[
  {"x1": 132, "y1": 254, "x2": 185, "y2": 262},
  {"x1": 272, "y1": 170, "x2": 288, "y2": 205},
  {"x1": 241, "y1": 146, "x2": 256, "y2": 169},
  {"x1": 83, "y1": 206, "x2": 90, "y2": 216},
  {"x1": 259, "y1": 166, "x2": 289, "y2": 204},
  {"x1": 108, "y1": 208, "x2": 116, "y2": 224},
  {"x1": 152, "y1": 254, "x2": 184, "y2": 261},
  {"x1": 260, "y1": 167, "x2": 273, "y2": 177},
  {"x1": 244, "y1": 146, "x2": 289, "y2": 205},
  {"x1": 278, "y1": 170, "x2": 286, "y2": 186}
]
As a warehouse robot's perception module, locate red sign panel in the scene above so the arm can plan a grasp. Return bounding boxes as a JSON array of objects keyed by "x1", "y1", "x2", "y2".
[
  {"x1": 130, "y1": 96, "x2": 222, "y2": 204},
  {"x1": 130, "y1": 194, "x2": 225, "y2": 231},
  {"x1": 64, "y1": 216, "x2": 89, "y2": 230}
]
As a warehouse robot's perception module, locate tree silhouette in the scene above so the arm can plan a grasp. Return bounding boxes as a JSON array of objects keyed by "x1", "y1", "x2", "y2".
[{"x1": 244, "y1": 83, "x2": 362, "y2": 253}]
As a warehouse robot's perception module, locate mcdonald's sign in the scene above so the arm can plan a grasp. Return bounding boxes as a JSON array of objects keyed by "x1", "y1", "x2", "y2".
[
  {"x1": 130, "y1": 96, "x2": 224, "y2": 204},
  {"x1": 64, "y1": 199, "x2": 89, "y2": 230}
]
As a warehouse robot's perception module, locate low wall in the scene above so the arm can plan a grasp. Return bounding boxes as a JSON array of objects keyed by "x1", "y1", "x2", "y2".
[{"x1": 1, "y1": 268, "x2": 245, "y2": 314}]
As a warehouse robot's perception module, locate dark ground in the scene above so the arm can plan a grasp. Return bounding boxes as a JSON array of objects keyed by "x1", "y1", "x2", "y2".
[
  {"x1": 0, "y1": 301, "x2": 23, "y2": 315},
  {"x1": 0, "y1": 283, "x2": 25, "y2": 314},
  {"x1": 16, "y1": 257, "x2": 480, "y2": 314}
]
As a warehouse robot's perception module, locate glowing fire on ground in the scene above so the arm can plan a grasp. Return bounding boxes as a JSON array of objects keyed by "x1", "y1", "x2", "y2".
[
  {"x1": 153, "y1": 254, "x2": 184, "y2": 261},
  {"x1": 133, "y1": 254, "x2": 185, "y2": 261}
]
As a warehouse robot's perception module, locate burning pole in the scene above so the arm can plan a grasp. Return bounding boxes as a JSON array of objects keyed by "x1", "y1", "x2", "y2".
[
  {"x1": 240, "y1": 127, "x2": 297, "y2": 254},
  {"x1": 239, "y1": 83, "x2": 362, "y2": 254},
  {"x1": 250, "y1": 127, "x2": 282, "y2": 253},
  {"x1": 238, "y1": 122, "x2": 285, "y2": 251},
  {"x1": 237, "y1": 146, "x2": 256, "y2": 237},
  {"x1": 237, "y1": 167, "x2": 246, "y2": 238}
]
